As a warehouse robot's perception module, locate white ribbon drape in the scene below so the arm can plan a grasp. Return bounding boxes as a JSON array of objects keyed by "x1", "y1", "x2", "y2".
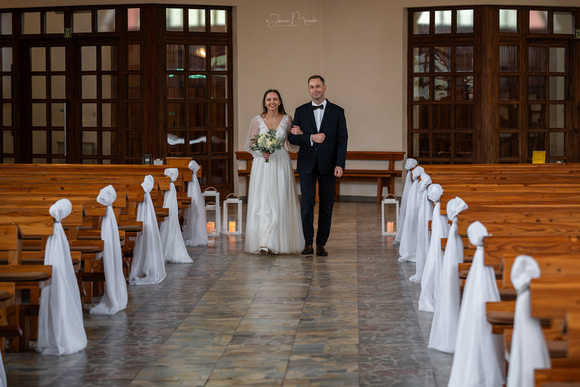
[
  {"x1": 418, "y1": 183, "x2": 445, "y2": 311},
  {"x1": 428, "y1": 197, "x2": 468, "y2": 353},
  {"x1": 90, "y1": 185, "x2": 128, "y2": 315},
  {"x1": 394, "y1": 158, "x2": 417, "y2": 246},
  {"x1": 182, "y1": 160, "x2": 208, "y2": 247},
  {"x1": 159, "y1": 168, "x2": 192, "y2": 263},
  {"x1": 410, "y1": 173, "x2": 432, "y2": 283},
  {"x1": 129, "y1": 175, "x2": 167, "y2": 285},
  {"x1": 37, "y1": 199, "x2": 87, "y2": 356},
  {"x1": 506, "y1": 255, "x2": 551, "y2": 387},
  {"x1": 398, "y1": 166, "x2": 424, "y2": 263},
  {"x1": 0, "y1": 352, "x2": 5, "y2": 387},
  {"x1": 448, "y1": 221, "x2": 505, "y2": 387}
]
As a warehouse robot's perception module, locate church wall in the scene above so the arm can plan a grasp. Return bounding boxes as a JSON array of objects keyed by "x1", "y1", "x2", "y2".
[{"x1": 2, "y1": 0, "x2": 577, "y2": 199}]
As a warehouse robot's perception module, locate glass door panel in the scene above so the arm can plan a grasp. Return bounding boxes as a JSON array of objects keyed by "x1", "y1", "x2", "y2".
[
  {"x1": 525, "y1": 42, "x2": 569, "y2": 162},
  {"x1": 26, "y1": 42, "x2": 68, "y2": 163},
  {"x1": 77, "y1": 42, "x2": 120, "y2": 164}
]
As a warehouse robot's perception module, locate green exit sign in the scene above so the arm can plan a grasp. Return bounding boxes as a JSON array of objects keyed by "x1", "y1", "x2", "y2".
[{"x1": 575, "y1": 29, "x2": 580, "y2": 39}]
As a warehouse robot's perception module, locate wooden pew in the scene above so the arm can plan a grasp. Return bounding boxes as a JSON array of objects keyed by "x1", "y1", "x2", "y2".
[
  {"x1": 418, "y1": 163, "x2": 580, "y2": 384},
  {"x1": 0, "y1": 282, "x2": 19, "y2": 358},
  {"x1": 0, "y1": 163, "x2": 193, "y2": 305},
  {"x1": 0, "y1": 224, "x2": 52, "y2": 352},
  {"x1": 0, "y1": 203, "x2": 105, "y2": 304}
]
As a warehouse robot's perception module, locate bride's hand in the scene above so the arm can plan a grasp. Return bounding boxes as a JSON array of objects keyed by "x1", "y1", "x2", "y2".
[
  {"x1": 291, "y1": 125, "x2": 303, "y2": 135},
  {"x1": 263, "y1": 152, "x2": 271, "y2": 160}
]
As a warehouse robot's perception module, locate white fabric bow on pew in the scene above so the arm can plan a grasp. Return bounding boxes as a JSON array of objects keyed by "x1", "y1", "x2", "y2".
[
  {"x1": 182, "y1": 160, "x2": 208, "y2": 247},
  {"x1": 398, "y1": 165, "x2": 424, "y2": 263},
  {"x1": 410, "y1": 172, "x2": 432, "y2": 283},
  {"x1": 159, "y1": 168, "x2": 192, "y2": 263},
  {"x1": 428, "y1": 197, "x2": 467, "y2": 352},
  {"x1": 506, "y1": 255, "x2": 550, "y2": 387},
  {"x1": 418, "y1": 183, "x2": 445, "y2": 312},
  {"x1": 129, "y1": 175, "x2": 166, "y2": 285},
  {"x1": 37, "y1": 199, "x2": 87, "y2": 356},
  {"x1": 394, "y1": 158, "x2": 417, "y2": 246},
  {"x1": 0, "y1": 352, "x2": 5, "y2": 387},
  {"x1": 90, "y1": 185, "x2": 128, "y2": 315},
  {"x1": 448, "y1": 221, "x2": 505, "y2": 387}
]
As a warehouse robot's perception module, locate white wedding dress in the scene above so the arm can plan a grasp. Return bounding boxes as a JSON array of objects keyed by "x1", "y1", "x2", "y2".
[{"x1": 244, "y1": 114, "x2": 305, "y2": 254}]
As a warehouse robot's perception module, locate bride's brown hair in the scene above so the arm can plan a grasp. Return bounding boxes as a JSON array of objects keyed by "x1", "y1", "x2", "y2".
[{"x1": 261, "y1": 89, "x2": 287, "y2": 116}]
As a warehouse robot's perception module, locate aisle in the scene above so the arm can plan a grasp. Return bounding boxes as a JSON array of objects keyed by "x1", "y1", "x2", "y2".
[{"x1": 4, "y1": 202, "x2": 452, "y2": 386}]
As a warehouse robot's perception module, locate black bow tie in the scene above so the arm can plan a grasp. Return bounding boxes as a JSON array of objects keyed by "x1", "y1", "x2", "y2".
[{"x1": 312, "y1": 105, "x2": 324, "y2": 110}]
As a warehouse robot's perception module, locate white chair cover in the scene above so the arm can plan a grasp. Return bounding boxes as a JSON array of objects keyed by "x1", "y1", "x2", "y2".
[
  {"x1": 506, "y1": 255, "x2": 551, "y2": 387},
  {"x1": 398, "y1": 166, "x2": 424, "y2": 263},
  {"x1": 410, "y1": 173, "x2": 432, "y2": 283},
  {"x1": 129, "y1": 175, "x2": 167, "y2": 285},
  {"x1": 182, "y1": 160, "x2": 208, "y2": 247},
  {"x1": 0, "y1": 352, "x2": 5, "y2": 387},
  {"x1": 394, "y1": 158, "x2": 417, "y2": 245},
  {"x1": 448, "y1": 221, "x2": 505, "y2": 387},
  {"x1": 429, "y1": 197, "x2": 467, "y2": 352},
  {"x1": 90, "y1": 185, "x2": 128, "y2": 315},
  {"x1": 37, "y1": 199, "x2": 87, "y2": 356},
  {"x1": 418, "y1": 184, "x2": 445, "y2": 311},
  {"x1": 159, "y1": 168, "x2": 192, "y2": 263}
]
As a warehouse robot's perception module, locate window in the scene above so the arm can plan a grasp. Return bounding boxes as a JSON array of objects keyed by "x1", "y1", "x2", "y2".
[
  {"x1": 408, "y1": 6, "x2": 579, "y2": 164},
  {"x1": 1, "y1": 5, "x2": 234, "y2": 195},
  {"x1": 409, "y1": 8, "x2": 474, "y2": 163}
]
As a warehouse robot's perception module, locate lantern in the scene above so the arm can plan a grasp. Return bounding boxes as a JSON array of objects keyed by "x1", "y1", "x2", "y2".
[
  {"x1": 222, "y1": 193, "x2": 242, "y2": 235},
  {"x1": 202, "y1": 187, "x2": 220, "y2": 237},
  {"x1": 381, "y1": 193, "x2": 399, "y2": 236}
]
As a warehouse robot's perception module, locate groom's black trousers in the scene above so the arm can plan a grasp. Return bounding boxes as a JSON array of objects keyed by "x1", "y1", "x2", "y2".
[{"x1": 299, "y1": 160, "x2": 336, "y2": 247}]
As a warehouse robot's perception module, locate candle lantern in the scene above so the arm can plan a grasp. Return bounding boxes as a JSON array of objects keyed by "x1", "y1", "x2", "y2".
[
  {"x1": 202, "y1": 187, "x2": 220, "y2": 237},
  {"x1": 222, "y1": 193, "x2": 242, "y2": 235},
  {"x1": 381, "y1": 193, "x2": 399, "y2": 236}
]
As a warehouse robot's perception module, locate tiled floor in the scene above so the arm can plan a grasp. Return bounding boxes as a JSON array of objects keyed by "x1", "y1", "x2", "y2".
[{"x1": 4, "y1": 202, "x2": 453, "y2": 386}]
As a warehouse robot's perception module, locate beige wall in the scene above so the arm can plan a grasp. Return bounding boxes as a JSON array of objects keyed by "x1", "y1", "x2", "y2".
[{"x1": 3, "y1": 0, "x2": 578, "y2": 197}]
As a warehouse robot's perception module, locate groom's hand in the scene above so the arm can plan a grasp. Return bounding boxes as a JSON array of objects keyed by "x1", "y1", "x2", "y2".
[
  {"x1": 334, "y1": 166, "x2": 343, "y2": 178},
  {"x1": 312, "y1": 133, "x2": 325, "y2": 143}
]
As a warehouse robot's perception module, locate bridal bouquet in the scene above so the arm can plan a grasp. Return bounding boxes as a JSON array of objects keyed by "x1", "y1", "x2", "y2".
[{"x1": 249, "y1": 129, "x2": 282, "y2": 163}]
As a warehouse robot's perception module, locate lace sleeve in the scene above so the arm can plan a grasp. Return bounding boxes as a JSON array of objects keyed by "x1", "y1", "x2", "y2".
[
  {"x1": 282, "y1": 115, "x2": 299, "y2": 153},
  {"x1": 244, "y1": 116, "x2": 263, "y2": 158}
]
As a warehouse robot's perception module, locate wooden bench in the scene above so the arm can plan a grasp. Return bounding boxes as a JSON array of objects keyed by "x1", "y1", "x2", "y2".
[
  {"x1": 236, "y1": 150, "x2": 405, "y2": 204},
  {"x1": 414, "y1": 163, "x2": 580, "y2": 385},
  {"x1": 0, "y1": 163, "x2": 197, "y2": 301},
  {"x1": 0, "y1": 224, "x2": 52, "y2": 352}
]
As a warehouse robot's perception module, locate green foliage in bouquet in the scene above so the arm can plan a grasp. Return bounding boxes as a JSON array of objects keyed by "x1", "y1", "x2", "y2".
[{"x1": 249, "y1": 129, "x2": 283, "y2": 163}]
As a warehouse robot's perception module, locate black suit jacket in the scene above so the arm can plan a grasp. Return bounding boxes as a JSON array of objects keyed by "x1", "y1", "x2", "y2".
[{"x1": 288, "y1": 100, "x2": 348, "y2": 175}]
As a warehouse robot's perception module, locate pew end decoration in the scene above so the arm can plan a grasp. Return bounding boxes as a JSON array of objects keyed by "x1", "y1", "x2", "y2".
[
  {"x1": 381, "y1": 194, "x2": 399, "y2": 236},
  {"x1": 222, "y1": 193, "x2": 242, "y2": 235},
  {"x1": 202, "y1": 187, "x2": 220, "y2": 237}
]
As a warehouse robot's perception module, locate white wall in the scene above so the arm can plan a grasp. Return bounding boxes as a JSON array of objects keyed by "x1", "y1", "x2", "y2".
[{"x1": 3, "y1": 0, "x2": 578, "y2": 197}]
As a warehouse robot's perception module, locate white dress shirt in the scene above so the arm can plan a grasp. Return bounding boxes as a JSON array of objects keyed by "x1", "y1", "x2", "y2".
[
  {"x1": 310, "y1": 99, "x2": 327, "y2": 145},
  {"x1": 312, "y1": 99, "x2": 327, "y2": 132}
]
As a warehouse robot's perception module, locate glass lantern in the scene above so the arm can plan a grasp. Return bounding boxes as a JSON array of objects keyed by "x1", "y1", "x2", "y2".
[
  {"x1": 222, "y1": 193, "x2": 242, "y2": 235},
  {"x1": 202, "y1": 187, "x2": 220, "y2": 237},
  {"x1": 381, "y1": 193, "x2": 399, "y2": 236}
]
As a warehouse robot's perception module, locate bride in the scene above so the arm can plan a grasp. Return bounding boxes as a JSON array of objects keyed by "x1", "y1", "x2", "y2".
[{"x1": 244, "y1": 89, "x2": 305, "y2": 254}]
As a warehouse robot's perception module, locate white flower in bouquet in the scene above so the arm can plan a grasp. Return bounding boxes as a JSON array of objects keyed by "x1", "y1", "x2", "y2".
[{"x1": 249, "y1": 129, "x2": 283, "y2": 163}]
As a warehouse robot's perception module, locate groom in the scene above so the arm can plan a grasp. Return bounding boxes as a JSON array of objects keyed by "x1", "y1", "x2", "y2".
[{"x1": 288, "y1": 75, "x2": 348, "y2": 256}]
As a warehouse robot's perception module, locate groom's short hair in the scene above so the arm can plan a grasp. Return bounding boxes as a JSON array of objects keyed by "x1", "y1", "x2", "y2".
[{"x1": 308, "y1": 75, "x2": 325, "y2": 84}]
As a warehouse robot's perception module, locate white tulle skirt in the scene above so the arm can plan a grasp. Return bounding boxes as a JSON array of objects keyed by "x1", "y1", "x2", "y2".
[{"x1": 244, "y1": 148, "x2": 304, "y2": 254}]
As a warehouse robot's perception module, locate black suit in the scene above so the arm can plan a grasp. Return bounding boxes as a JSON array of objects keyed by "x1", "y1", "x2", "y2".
[{"x1": 288, "y1": 100, "x2": 348, "y2": 247}]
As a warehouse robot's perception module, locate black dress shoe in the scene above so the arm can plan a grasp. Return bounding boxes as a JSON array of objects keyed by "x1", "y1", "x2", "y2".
[
  {"x1": 301, "y1": 245, "x2": 314, "y2": 255},
  {"x1": 316, "y1": 244, "x2": 328, "y2": 256}
]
